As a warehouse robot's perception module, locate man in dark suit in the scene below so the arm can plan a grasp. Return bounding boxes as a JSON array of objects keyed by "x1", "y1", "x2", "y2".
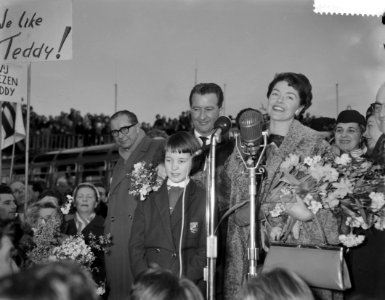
[
  {"x1": 188, "y1": 83, "x2": 234, "y2": 299},
  {"x1": 189, "y1": 83, "x2": 234, "y2": 175},
  {"x1": 104, "y1": 110, "x2": 164, "y2": 300}
]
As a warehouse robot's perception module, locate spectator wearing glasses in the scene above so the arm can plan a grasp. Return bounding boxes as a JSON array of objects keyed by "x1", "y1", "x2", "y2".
[
  {"x1": 365, "y1": 82, "x2": 385, "y2": 165},
  {"x1": 104, "y1": 110, "x2": 165, "y2": 300},
  {"x1": 364, "y1": 105, "x2": 384, "y2": 161},
  {"x1": 372, "y1": 82, "x2": 385, "y2": 133}
]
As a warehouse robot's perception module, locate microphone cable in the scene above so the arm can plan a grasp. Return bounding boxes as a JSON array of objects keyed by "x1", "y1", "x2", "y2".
[{"x1": 178, "y1": 176, "x2": 189, "y2": 278}]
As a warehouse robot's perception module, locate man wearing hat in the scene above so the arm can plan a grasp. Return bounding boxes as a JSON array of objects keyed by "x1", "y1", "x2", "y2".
[{"x1": 333, "y1": 109, "x2": 366, "y2": 155}]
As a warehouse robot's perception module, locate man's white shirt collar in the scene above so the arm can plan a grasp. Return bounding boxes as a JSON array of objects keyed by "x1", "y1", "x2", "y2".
[
  {"x1": 167, "y1": 178, "x2": 190, "y2": 188},
  {"x1": 194, "y1": 130, "x2": 212, "y2": 146}
]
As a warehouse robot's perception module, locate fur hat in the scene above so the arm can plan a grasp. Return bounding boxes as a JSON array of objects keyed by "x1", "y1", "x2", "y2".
[{"x1": 336, "y1": 110, "x2": 365, "y2": 126}]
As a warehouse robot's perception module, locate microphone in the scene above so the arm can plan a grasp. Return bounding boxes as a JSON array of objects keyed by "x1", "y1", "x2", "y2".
[
  {"x1": 238, "y1": 109, "x2": 264, "y2": 157},
  {"x1": 212, "y1": 116, "x2": 232, "y2": 142}
]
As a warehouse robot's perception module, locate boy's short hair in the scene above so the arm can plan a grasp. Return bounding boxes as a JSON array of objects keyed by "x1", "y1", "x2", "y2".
[
  {"x1": 165, "y1": 132, "x2": 200, "y2": 155},
  {"x1": 165, "y1": 132, "x2": 202, "y2": 176}
]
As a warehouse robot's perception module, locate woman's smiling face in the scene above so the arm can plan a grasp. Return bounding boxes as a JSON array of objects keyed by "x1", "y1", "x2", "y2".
[
  {"x1": 334, "y1": 122, "x2": 362, "y2": 153},
  {"x1": 267, "y1": 81, "x2": 303, "y2": 122}
]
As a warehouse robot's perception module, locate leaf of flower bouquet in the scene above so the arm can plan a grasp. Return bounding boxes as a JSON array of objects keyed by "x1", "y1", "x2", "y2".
[
  {"x1": 355, "y1": 197, "x2": 368, "y2": 225},
  {"x1": 281, "y1": 171, "x2": 301, "y2": 185},
  {"x1": 340, "y1": 203, "x2": 359, "y2": 216},
  {"x1": 269, "y1": 183, "x2": 292, "y2": 203}
]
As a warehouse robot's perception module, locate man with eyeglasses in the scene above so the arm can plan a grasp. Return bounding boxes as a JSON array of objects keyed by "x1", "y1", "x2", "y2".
[
  {"x1": 373, "y1": 82, "x2": 385, "y2": 133},
  {"x1": 104, "y1": 110, "x2": 164, "y2": 300}
]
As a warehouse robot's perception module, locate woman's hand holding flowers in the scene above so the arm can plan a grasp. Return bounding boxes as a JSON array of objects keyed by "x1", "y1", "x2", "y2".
[{"x1": 284, "y1": 193, "x2": 314, "y2": 222}]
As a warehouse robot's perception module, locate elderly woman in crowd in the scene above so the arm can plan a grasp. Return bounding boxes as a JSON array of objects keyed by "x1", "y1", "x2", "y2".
[
  {"x1": 366, "y1": 103, "x2": 385, "y2": 164},
  {"x1": 345, "y1": 102, "x2": 385, "y2": 300},
  {"x1": 62, "y1": 182, "x2": 105, "y2": 287},
  {"x1": 221, "y1": 72, "x2": 340, "y2": 300},
  {"x1": 332, "y1": 109, "x2": 366, "y2": 156}
]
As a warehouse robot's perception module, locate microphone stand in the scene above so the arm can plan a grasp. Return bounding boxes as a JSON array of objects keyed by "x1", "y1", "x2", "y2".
[
  {"x1": 236, "y1": 132, "x2": 267, "y2": 278},
  {"x1": 205, "y1": 131, "x2": 219, "y2": 300}
]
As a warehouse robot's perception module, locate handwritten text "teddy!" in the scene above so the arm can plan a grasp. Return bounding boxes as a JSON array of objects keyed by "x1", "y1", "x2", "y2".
[{"x1": 0, "y1": 9, "x2": 67, "y2": 61}]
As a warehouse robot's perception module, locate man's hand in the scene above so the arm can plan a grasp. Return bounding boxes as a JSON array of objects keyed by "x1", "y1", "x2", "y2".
[{"x1": 156, "y1": 163, "x2": 167, "y2": 180}]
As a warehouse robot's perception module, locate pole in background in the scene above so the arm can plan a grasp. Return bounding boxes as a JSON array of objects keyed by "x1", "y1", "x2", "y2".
[
  {"x1": 114, "y1": 83, "x2": 118, "y2": 113},
  {"x1": 223, "y1": 83, "x2": 226, "y2": 116},
  {"x1": 24, "y1": 63, "x2": 32, "y2": 212},
  {"x1": 336, "y1": 83, "x2": 339, "y2": 116}
]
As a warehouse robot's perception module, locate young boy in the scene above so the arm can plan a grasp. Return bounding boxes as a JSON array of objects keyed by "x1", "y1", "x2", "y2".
[{"x1": 129, "y1": 132, "x2": 206, "y2": 287}]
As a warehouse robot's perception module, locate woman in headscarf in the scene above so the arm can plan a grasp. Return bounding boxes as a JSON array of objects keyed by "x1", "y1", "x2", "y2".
[
  {"x1": 332, "y1": 109, "x2": 366, "y2": 157},
  {"x1": 62, "y1": 182, "x2": 106, "y2": 288}
]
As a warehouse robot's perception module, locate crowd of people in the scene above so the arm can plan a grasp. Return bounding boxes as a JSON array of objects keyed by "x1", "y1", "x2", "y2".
[
  {"x1": 19, "y1": 97, "x2": 326, "y2": 152},
  {"x1": 25, "y1": 107, "x2": 194, "y2": 146},
  {"x1": 1, "y1": 77, "x2": 385, "y2": 300}
]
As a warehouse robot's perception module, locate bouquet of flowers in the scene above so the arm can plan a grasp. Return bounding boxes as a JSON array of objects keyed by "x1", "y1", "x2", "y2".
[
  {"x1": 51, "y1": 234, "x2": 95, "y2": 271},
  {"x1": 128, "y1": 161, "x2": 163, "y2": 200},
  {"x1": 269, "y1": 152, "x2": 385, "y2": 247},
  {"x1": 87, "y1": 232, "x2": 113, "y2": 254},
  {"x1": 60, "y1": 194, "x2": 74, "y2": 215},
  {"x1": 28, "y1": 212, "x2": 63, "y2": 265}
]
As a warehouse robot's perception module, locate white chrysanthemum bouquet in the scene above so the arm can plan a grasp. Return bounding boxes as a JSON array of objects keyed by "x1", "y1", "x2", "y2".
[
  {"x1": 51, "y1": 234, "x2": 95, "y2": 270},
  {"x1": 269, "y1": 151, "x2": 385, "y2": 247},
  {"x1": 128, "y1": 161, "x2": 163, "y2": 200}
]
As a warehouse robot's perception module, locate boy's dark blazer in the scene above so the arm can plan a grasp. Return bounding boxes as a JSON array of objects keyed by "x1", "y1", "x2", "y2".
[{"x1": 129, "y1": 180, "x2": 206, "y2": 283}]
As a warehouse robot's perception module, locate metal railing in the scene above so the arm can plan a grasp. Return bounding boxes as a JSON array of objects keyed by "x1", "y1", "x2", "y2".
[{"x1": 29, "y1": 134, "x2": 114, "y2": 152}]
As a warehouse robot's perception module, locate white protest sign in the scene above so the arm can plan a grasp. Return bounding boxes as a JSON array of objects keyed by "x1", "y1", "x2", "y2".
[
  {"x1": 0, "y1": 0, "x2": 72, "y2": 62},
  {"x1": 0, "y1": 63, "x2": 27, "y2": 102}
]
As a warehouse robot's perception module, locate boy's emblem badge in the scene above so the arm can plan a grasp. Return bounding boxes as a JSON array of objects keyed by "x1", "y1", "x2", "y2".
[{"x1": 190, "y1": 222, "x2": 198, "y2": 234}]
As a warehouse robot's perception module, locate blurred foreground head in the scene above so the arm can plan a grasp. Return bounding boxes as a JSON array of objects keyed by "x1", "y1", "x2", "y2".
[
  {"x1": 238, "y1": 268, "x2": 314, "y2": 300},
  {"x1": 0, "y1": 261, "x2": 98, "y2": 300},
  {"x1": 130, "y1": 268, "x2": 204, "y2": 300}
]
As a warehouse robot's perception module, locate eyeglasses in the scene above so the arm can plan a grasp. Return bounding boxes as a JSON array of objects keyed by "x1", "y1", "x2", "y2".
[
  {"x1": 370, "y1": 103, "x2": 385, "y2": 114},
  {"x1": 110, "y1": 123, "x2": 137, "y2": 137}
]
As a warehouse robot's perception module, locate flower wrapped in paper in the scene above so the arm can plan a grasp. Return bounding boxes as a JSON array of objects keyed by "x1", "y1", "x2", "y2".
[
  {"x1": 267, "y1": 151, "x2": 385, "y2": 247},
  {"x1": 128, "y1": 161, "x2": 164, "y2": 200}
]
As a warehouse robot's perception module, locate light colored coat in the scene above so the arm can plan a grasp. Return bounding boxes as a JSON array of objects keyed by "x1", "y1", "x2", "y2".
[
  {"x1": 104, "y1": 136, "x2": 164, "y2": 300},
  {"x1": 221, "y1": 120, "x2": 340, "y2": 300}
]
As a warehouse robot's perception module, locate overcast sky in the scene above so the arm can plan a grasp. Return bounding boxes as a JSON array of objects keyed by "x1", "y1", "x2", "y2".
[{"x1": 29, "y1": 0, "x2": 385, "y2": 123}]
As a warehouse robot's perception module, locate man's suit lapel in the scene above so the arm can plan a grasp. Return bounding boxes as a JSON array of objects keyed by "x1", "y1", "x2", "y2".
[
  {"x1": 109, "y1": 137, "x2": 152, "y2": 195},
  {"x1": 109, "y1": 157, "x2": 127, "y2": 196}
]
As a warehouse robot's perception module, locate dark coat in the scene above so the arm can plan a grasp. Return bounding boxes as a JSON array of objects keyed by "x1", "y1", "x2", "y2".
[
  {"x1": 129, "y1": 180, "x2": 206, "y2": 284},
  {"x1": 104, "y1": 135, "x2": 165, "y2": 300},
  {"x1": 346, "y1": 228, "x2": 385, "y2": 299},
  {"x1": 62, "y1": 214, "x2": 105, "y2": 284},
  {"x1": 191, "y1": 133, "x2": 235, "y2": 177}
]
